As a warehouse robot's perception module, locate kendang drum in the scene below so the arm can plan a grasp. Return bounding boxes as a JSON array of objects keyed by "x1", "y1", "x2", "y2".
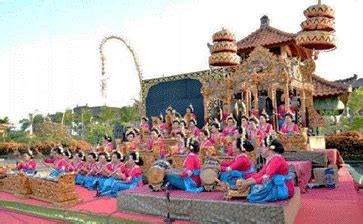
[
  {"x1": 147, "y1": 160, "x2": 171, "y2": 191},
  {"x1": 200, "y1": 160, "x2": 220, "y2": 191}
]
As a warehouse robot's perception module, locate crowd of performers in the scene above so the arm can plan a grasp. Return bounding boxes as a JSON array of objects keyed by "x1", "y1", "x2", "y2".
[{"x1": 12, "y1": 104, "x2": 298, "y2": 203}]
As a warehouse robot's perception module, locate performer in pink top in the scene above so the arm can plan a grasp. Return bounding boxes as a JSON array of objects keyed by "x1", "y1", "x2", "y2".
[
  {"x1": 44, "y1": 147, "x2": 67, "y2": 177},
  {"x1": 125, "y1": 129, "x2": 139, "y2": 153},
  {"x1": 147, "y1": 128, "x2": 165, "y2": 158},
  {"x1": 259, "y1": 112, "x2": 273, "y2": 136},
  {"x1": 210, "y1": 121, "x2": 223, "y2": 147},
  {"x1": 239, "y1": 137, "x2": 294, "y2": 203},
  {"x1": 109, "y1": 151, "x2": 144, "y2": 197},
  {"x1": 171, "y1": 132, "x2": 186, "y2": 156},
  {"x1": 165, "y1": 139, "x2": 203, "y2": 192},
  {"x1": 170, "y1": 119, "x2": 181, "y2": 138},
  {"x1": 241, "y1": 115, "x2": 249, "y2": 131},
  {"x1": 16, "y1": 149, "x2": 37, "y2": 174},
  {"x1": 184, "y1": 104, "x2": 196, "y2": 129},
  {"x1": 199, "y1": 129, "x2": 213, "y2": 148},
  {"x1": 247, "y1": 117, "x2": 264, "y2": 147},
  {"x1": 280, "y1": 113, "x2": 299, "y2": 135},
  {"x1": 140, "y1": 116, "x2": 150, "y2": 133},
  {"x1": 223, "y1": 115, "x2": 237, "y2": 137},
  {"x1": 103, "y1": 135, "x2": 114, "y2": 153},
  {"x1": 187, "y1": 118, "x2": 200, "y2": 138},
  {"x1": 206, "y1": 138, "x2": 255, "y2": 185}
]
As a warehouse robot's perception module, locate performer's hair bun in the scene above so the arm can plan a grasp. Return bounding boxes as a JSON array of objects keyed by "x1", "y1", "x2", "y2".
[
  {"x1": 129, "y1": 151, "x2": 143, "y2": 166},
  {"x1": 269, "y1": 139, "x2": 284, "y2": 154}
]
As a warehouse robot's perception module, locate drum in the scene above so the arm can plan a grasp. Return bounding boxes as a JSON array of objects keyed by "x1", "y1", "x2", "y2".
[
  {"x1": 200, "y1": 168, "x2": 219, "y2": 192},
  {"x1": 147, "y1": 160, "x2": 171, "y2": 191}
]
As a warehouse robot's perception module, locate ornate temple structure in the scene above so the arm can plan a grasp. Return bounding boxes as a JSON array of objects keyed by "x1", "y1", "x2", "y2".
[{"x1": 142, "y1": 14, "x2": 352, "y2": 127}]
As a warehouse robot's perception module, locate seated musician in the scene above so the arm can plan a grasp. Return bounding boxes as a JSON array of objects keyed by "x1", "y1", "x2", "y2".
[
  {"x1": 108, "y1": 151, "x2": 143, "y2": 197},
  {"x1": 133, "y1": 128, "x2": 142, "y2": 145},
  {"x1": 69, "y1": 151, "x2": 85, "y2": 183},
  {"x1": 165, "y1": 139, "x2": 203, "y2": 193},
  {"x1": 187, "y1": 118, "x2": 200, "y2": 138},
  {"x1": 80, "y1": 152, "x2": 98, "y2": 187},
  {"x1": 43, "y1": 147, "x2": 68, "y2": 177},
  {"x1": 248, "y1": 116, "x2": 265, "y2": 170},
  {"x1": 280, "y1": 113, "x2": 299, "y2": 135},
  {"x1": 170, "y1": 118, "x2": 181, "y2": 138},
  {"x1": 98, "y1": 151, "x2": 126, "y2": 196},
  {"x1": 278, "y1": 95, "x2": 296, "y2": 128},
  {"x1": 140, "y1": 116, "x2": 150, "y2": 134},
  {"x1": 241, "y1": 115, "x2": 249, "y2": 131},
  {"x1": 15, "y1": 149, "x2": 37, "y2": 174},
  {"x1": 76, "y1": 152, "x2": 97, "y2": 185},
  {"x1": 222, "y1": 115, "x2": 237, "y2": 137},
  {"x1": 259, "y1": 111, "x2": 273, "y2": 136},
  {"x1": 199, "y1": 129, "x2": 213, "y2": 149},
  {"x1": 125, "y1": 129, "x2": 139, "y2": 152},
  {"x1": 179, "y1": 119, "x2": 187, "y2": 136},
  {"x1": 210, "y1": 121, "x2": 223, "y2": 146},
  {"x1": 103, "y1": 135, "x2": 114, "y2": 153},
  {"x1": 158, "y1": 113, "x2": 168, "y2": 137},
  {"x1": 147, "y1": 128, "x2": 165, "y2": 158},
  {"x1": 238, "y1": 137, "x2": 294, "y2": 203},
  {"x1": 86, "y1": 152, "x2": 113, "y2": 191},
  {"x1": 184, "y1": 104, "x2": 196, "y2": 129},
  {"x1": 205, "y1": 138, "x2": 255, "y2": 185},
  {"x1": 165, "y1": 106, "x2": 175, "y2": 133},
  {"x1": 171, "y1": 132, "x2": 186, "y2": 156}
]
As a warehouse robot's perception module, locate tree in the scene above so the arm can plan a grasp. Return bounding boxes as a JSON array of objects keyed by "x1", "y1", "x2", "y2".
[
  {"x1": 84, "y1": 122, "x2": 113, "y2": 145},
  {"x1": 119, "y1": 106, "x2": 139, "y2": 125},
  {"x1": 0, "y1": 117, "x2": 9, "y2": 124},
  {"x1": 62, "y1": 109, "x2": 73, "y2": 126},
  {"x1": 98, "y1": 106, "x2": 118, "y2": 122},
  {"x1": 51, "y1": 112, "x2": 63, "y2": 123},
  {"x1": 347, "y1": 87, "x2": 363, "y2": 133}
]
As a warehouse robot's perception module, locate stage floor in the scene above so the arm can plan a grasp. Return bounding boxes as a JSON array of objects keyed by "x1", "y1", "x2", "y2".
[
  {"x1": 118, "y1": 185, "x2": 301, "y2": 223},
  {"x1": 0, "y1": 165, "x2": 362, "y2": 223}
]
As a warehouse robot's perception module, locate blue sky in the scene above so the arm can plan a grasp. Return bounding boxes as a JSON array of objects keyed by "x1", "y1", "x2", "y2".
[{"x1": 0, "y1": 0, "x2": 362, "y2": 122}]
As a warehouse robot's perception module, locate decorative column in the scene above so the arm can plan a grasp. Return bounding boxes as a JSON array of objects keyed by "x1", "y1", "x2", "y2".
[
  {"x1": 269, "y1": 87, "x2": 278, "y2": 130},
  {"x1": 246, "y1": 90, "x2": 251, "y2": 116},
  {"x1": 253, "y1": 87, "x2": 259, "y2": 116},
  {"x1": 284, "y1": 82, "x2": 290, "y2": 113}
]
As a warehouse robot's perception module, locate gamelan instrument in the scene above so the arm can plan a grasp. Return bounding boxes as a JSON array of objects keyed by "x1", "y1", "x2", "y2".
[
  {"x1": 147, "y1": 160, "x2": 171, "y2": 191},
  {"x1": 200, "y1": 160, "x2": 220, "y2": 192}
]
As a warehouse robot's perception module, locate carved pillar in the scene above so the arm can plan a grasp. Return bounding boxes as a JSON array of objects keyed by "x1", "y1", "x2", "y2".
[
  {"x1": 270, "y1": 87, "x2": 278, "y2": 130},
  {"x1": 253, "y1": 87, "x2": 259, "y2": 116},
  {"x1": 201, "y1": 84, "x2": 210, "y2": 124},
  {"x1": 300, "y1": 89, "x2": 306, "y2": 126},
  {"x1": 284, "y1": 82, "x2": 290, "y2": 112},
  {"x1": 246, "y1": 90, "x2": 251, "y2": 117}
]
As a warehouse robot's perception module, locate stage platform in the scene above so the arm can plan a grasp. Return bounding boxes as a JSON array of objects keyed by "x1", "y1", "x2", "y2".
[
  {"x1": 0, "y1": 165, "x2": 362, "y2": 224},
  {"x1": 118, "y1": 186, "x2": 301, "y2": 223}
]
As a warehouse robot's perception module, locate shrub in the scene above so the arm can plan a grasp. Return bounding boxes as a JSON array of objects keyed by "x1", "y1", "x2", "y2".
[{"x1": 326, "y1": 131, "x2": 363, "y2": 160}]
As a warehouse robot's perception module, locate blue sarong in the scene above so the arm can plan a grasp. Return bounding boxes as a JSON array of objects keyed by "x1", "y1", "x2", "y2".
[
  {"x1": 49, "y1": 169, "x2": 66, "y2": 177},
  {"x1": 106, "y1": 176, "x2": 143, "y2": 197},
  {"x1": 220, "y1": 165, "x2": 255, "y2": 185},
  {"x1": 166, "y1": 169, "x2": 204, "y2": 193},
  {"x1": 247, "y1": 174, "x2": 291, "y2": 203},
  {"x1": 83, "y1": 175, "x2": 99, "y2": 190},
  {"x1": 21, "y1": 169, "x2": 36, "y2": 175},
  {"x1": 75, "y1": 173, "x2": 85, "y2": 185},
  {"x1": 98, "y1": 177, "x2": 117, "y2": 195}
]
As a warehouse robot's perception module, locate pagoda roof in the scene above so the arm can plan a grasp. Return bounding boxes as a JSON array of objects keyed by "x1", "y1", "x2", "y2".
[
  {"x1": 237, "y1": 24, "x2": 296, "y2": 52},
  {"x1": 312, "y1": 75, "x2": 351, "y2": 97},
  {"x1": 333, "y1": 74, "x2": 358, "y2": 85}
]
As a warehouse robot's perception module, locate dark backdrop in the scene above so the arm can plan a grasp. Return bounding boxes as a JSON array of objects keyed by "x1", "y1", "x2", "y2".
[{"x1": 145, "y1": 79, "x2": 204, "y2": 128}]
